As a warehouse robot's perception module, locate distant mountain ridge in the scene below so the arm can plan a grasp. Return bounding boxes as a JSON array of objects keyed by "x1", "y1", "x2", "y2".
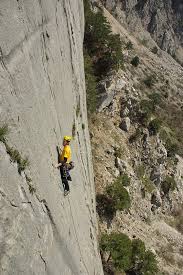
[{"x1": 101, "y1": 0, "x2": 183, "y2": 64}]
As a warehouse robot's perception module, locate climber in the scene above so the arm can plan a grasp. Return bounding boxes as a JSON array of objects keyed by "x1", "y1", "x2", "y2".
[{"x1": 54, "y1": 136, "x2": 74, "y2": 196}]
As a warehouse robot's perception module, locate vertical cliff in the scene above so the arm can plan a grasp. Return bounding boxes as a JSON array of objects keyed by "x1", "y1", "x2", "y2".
[{"x1": 0, "y1": 0, "x2": 103, "y2": 274}]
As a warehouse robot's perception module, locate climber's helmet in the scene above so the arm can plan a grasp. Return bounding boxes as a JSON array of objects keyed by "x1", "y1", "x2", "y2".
[{"x1": 63, "y1": 136, "x2": 72, "y2": 145}]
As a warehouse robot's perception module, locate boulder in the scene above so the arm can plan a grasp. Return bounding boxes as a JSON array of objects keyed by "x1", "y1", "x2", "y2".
[
  {"x1": 115, "y1": 157, "x2": 128, "y2": 173},
  {"x1": 120, "y1": 117, "x2": 131, "y2": 132},
  {"x1": 98, "y1": 91, "x2": 115, "y2": 112},
  {"x1": 151, "y1": 190, "x2": 162, "y2": 208},
  {"x1": 150, "y1": 165, "x2": 164, "y2": 186},
  {"x1": 115, "y1": 78, "x2": 126, "y2": 91}
]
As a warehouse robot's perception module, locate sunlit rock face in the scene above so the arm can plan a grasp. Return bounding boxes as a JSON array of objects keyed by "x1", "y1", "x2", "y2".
[{"x1": 0, "y1": 1, "x2": 103, "y2": 274}]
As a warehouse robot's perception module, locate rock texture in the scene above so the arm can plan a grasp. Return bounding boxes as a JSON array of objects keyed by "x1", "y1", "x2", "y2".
[
  {"x1": 90, "y1": 5, "x2": 183, "y2": 275},
  {"x1": 101, "y1": 0, "x2": 183, "y2": 64},
  {"x1": 0, "y1": 1, "x2": 103, "y2": 274}
]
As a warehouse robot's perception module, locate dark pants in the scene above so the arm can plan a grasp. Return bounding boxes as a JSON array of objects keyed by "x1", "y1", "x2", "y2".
[{"x1": 60, "y1": 165, "x2": 70, "y2": 192}]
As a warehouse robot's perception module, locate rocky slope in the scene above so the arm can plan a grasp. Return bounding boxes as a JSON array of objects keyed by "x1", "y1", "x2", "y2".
[
  {"x1": 100, "y1": 0, "x2": 183, "y2": 64},
  {"x1": 90, "y1": 6, "x2": 183, "y2": 275},
  {"x1": 0, "y1": 0, "x2": 103, "y2": 274}
]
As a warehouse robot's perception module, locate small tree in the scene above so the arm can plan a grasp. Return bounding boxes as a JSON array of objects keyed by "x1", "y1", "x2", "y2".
[
  {"x1": 148, "y1": 118, "x2": 162, "y2": 135},
  {"x1": 100, "y1": 234, "x2": 159, "y2": 274},
  {"x1": 100, "y1": 233, "x2": 132, "y2": 271},
  {"x1": 96, "y1": 194, "x2": 116, "y2": 220},
  {"x1": 106, "y1": 180, "x2": 131, "y2": 211},
  {"x1": 141, "y1": 250, "x2": 158, "y2": 275},
  {"x1": 131, "y1": 56, "x2": 140, "y2": 67}
]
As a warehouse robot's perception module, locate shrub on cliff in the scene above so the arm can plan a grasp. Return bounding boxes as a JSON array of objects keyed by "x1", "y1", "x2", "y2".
[
  {"x1": 84, "y1": 0, "x2": 123, "y2": 79},
  {"x1": 131, "y1": 56, "x2": 140, "y2": 67},
  {"x1": 100, "y1": 233, "x2": 158, "y2": 274},
  {"x1": 143, "y1": 75, "x2": 155, "y2": 88},
  {"x1": 148, "y1": 118, "x2": 162, "y2": 135},
  {"x1": 96, "y1": 194, "x2": 116, "y2": 220},
  {"x1": 106, "y1": 179, "x2": 131, "y2": 211},
  {"x1": 0, "y1": 124, "x2": 8, "y2": 142}
]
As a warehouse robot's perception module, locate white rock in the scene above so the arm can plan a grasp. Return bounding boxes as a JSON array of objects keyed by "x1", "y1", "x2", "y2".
[{"x1": 120, "y1": 117, "x2": 131, "y2": 132}]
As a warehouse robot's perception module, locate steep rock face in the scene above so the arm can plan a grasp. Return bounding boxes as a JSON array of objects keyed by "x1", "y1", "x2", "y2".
[
  {"x1": 0, "y1": 0, "x2": 103, "y2": 274},
  {"x1": 102, "y1": 0, "x2": 183, "y2": 63}
]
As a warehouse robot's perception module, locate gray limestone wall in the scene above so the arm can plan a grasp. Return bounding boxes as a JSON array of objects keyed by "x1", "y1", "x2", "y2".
[{"x1": 0, "y1": 0, "x2": 103, "y2": 274}]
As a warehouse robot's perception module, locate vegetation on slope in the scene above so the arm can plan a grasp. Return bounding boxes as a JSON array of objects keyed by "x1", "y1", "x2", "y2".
[
  {"x1": 100, "y1": 233, "x2": 158, "y2": 275},
  {"x1": 83, "y1": 0, "x2": 123, "y2": 114}
]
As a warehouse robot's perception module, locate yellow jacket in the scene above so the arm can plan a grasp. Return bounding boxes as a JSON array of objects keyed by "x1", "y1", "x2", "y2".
[{"x1": 60, "y1": 145, "x2": 71, "y2": 163}]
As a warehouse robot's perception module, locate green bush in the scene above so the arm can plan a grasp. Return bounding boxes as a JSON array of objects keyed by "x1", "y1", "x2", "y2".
[
  {"x1": 129, "y1": 128, "x2": 142, "y2": 143},
  {"x1": 131, "y1": 56, "x2": 140, "y2": 67},
  {"x1": 140, "y1": 250, "x2": 159, "y2": 275},
  {"x1": 72, "y1": 121, "x2": 76, "y2": 138},
  {"x1": 143, "y1": 75, "x2": 155, "y2": 88},
  {"x1": 148, "y1": 118, "x2": 162, "y2": 135},
  {"x1": 165, "y1": 139, "x2": 179, "y2": 157},
  {"x1": 84, "y1": 0, "x2": 123, "y2": 114},
  {"x1": 117, "y1": 173, "x2": 131, "y2": 187},
  {"x1": 126, "y1": 41, "x2": 133, "y2": 50},
  {"x1": 100, "y1": 233, "x2": 132, "y2": 271},
  {"x1": 106, "y1": 180, "x2": 131, "y2": 211},
  {"x1": 84, "y1": 0, "x2": 123, "y2": 79},
  {"x1": 114, "y1": 147, "x2": 123, "y2": 158},
  {"x1": 0, "y1": 124, "x2": 8, "y2": 142},
  {"x1": 140, "y1": 99, "x2": 155, "y2": 115},
  {"x1": 161, "y1": 176, "x2": 176, "y2": 195},
  {"x1": 136, "y1": 99, "x2": 155, "y2": 126},
  {"x1": 148, "y1": 92, "x2": 162, "y2": 107},
  {"x1": 5, "y1": 144, "x2": 29, "y2": 174},
  {"x1": 142, "y1": 176, "x2": 155, "y2": 194},
  {"x1": 136, "y1": 165, "x2": 155, "y2": 193},
  {"x1": 100, "y1": 233, "x2": 158, "y2": 274},
  {"x1": 151, "y1": 46, "x2": 158, "y2": 54},
  {"x1": 96, "y1": 194, "x2": 116, "y2": 220}
]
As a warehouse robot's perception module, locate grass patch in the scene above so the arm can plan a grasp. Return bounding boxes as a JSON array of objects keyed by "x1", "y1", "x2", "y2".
[
  {"x1": 117, "y1": 173, "x2": 131, "y2": 187},
  {"x1": 161, "y1": 176, "x2": 176, "y2": 195},
  {"x1": 72, "y1": 120, "x2": 76, "y2": 138},
  {"x1": 136, "y1": 165, "x2": 155, "y2": 193},
  {"x1": 0, "y1": 124, "x2": 8, "y2": 142},
  {"x1": 114, "y1": 147, "x2": 123, "y2": 158},
  {"x1": 25, "y1": 175, "x2": 36, "y2": 195},
  {"x1": 143, "y1": 75, "x2": 156, "y2": 88},
  {"x1": 129, "y1": 128, "x2": 142, "y2": 143},
  {"x1": 126, "y1": 41, "x2": 133, "y2": 50},
  {"x1": 148, "y1": 118, "x2": 162, "y2": 135},
  {"x1": 5, "y1": 144, "x2": 29, "y2": 174},
  {"x1": 76, "y1": 102, "x2": 80, "y2": 117}
]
